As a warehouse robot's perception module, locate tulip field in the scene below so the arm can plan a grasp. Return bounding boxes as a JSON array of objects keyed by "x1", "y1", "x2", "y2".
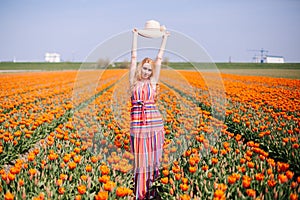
[{"x1": 0, "y1": 69, "x2": 299, "y2": 200}]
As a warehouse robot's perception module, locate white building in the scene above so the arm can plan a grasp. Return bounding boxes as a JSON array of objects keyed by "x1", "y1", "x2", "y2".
[
  {"x1": 45, "y1": 53, "x2": 61, "y2": 62},
  {"x1": 265, "y1": 55, "x2": 284, "y2": 63}
]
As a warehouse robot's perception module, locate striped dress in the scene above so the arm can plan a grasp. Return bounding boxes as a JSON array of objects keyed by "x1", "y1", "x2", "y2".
[{"x1": 130, "y1": 80, "x2": 165, "y2": 199}]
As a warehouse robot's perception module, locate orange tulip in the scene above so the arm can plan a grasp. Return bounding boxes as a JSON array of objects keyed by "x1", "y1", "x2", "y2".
[
  {"x1": 290, "y1": 193, "x2": 298, "y2": 200},
  {"x1": 211, "y1": 148, "x2": 218, "y2": 155},
  {"x1": 60, "y1": 173, "x2": 68, "y2": 180},
  {"x1": 220, "y1": 149, "x2": 227, "y2": 155},
  {"x1": 100, "y1": 165, "x2": 110, "y2": 175},
  {"x1": 116, "y1": 187, "x2": 132, "y2": 197},
  {"x1": 255, "y1": 173, "x2": 264, "y2": 182},
  {"x1": 278, "y1": 174, "x2": 288, "y2": 184},
  {"x1": 85, "y1": 164, "x2": 92, "y2": 172},
  {"x1": 172, "y1": 165, "x2": 180, "y2": 173},
  {"x1": 19, "y1": 179, "x2": 24, "y2": 186},
  {"x1": 98, "y1": 175, "x2": 110, "y2": 183},
  {"x1": 77, "y1": 185, "x2": 86, "y2": 195},
  {"x1": 240, "y1": 158, "x2": 246, "y2": 164},
  {"x1": 73, "y1": 155, "x2": 81, "y2": 163},
  {"x1": 63, "y1": 155, "x2": 71, "y2": 163},
  {"x1": 247, "y1": 162, "x2": 255, "y2": 168},
  {"x1": 68, "y1": 161, "x2": 76, "y2": 170},
  {"x1": 103, "y1": 181, "x2": 116, "y2": 191},
  {"x1": 180, "y1": 183, "x2": 189, "y2": 191},
  {"x1": 267, "y1": 179, "x2": 276, "y2": 187},
  {"x1": 189, "y1": 166, "x2": 197, "y2": 173},
  {"x1": 202, "y1": 165, "x2": 209, "y2": 171},
  {"x1": 48, "y1": 152, "x2": 58, "y2": 161},
  {"x1": 81, "y1": 175, "x2": 88, "y2": 181},
  {"x1": 235, "y1": 134, "x2": 242, "y2": 141},
  {"x1": 7, "y1": 173, "x2": 15, "y2": 181},
  {"x1": 242, "y1": 176, "x2": 251, "y2": 188},
  {"x1": 162, "y1": 169, "x2": 169, "y2": 176},
  {"x1": 28, "y1": 152, "x2": 35, "y2": 161},
  {"x1": 291, "y1": 181, "x2": 298, "y2": 189},
  {"x1": 223, "y1": 142, "x2": 230, "y2": 149},
  {"x1": 29, "y1": 168, "x2": 37, "y2": 176},
  {"x1": 216, "y1": 183, "x2": 227, "y2": 191},
  {"x1": 58, "y1": 187, "x2": 65, "y2": 195},
  {"x1": 246, "y1": 189, "x2": 256, "y2": 197},
  {"x1": 74, "y1": 147, "x2": 81, "y2": 153},
  {"x1": 180, "y1": 194, "x2": 190, "y2": 200},
  {"x1": 211, "y1": 157, "x2": 218, "y2": 165},
  {"x1": 161, "y1": 177, "x2": 169, "y2": 184},
  {"x1": 4, "y1": 192, "x2": 14, "y2": 200},
  {"x1": 228, "y1": 175, "x2": 237, "y2": 185},
  {"x1": 181, "y1": 177, "x2": 188, "y2": 184},
  {"x1": 95, "y1": 191, "x2": 108, "y2": 200},
  {"x1": 214, "y1": 189, "x2": 225, "y2": 198},
  {"x1": 175, "y1": 173, "x2": 181, "y2": 181},
  {"x1": 286, "y1": 170, "x2": 294, "y2": 179},
  {"x1": 116, "y1": 187, "x2": 127, "y2": 197},
  {"x1": 56, "y1": 179, "x2": 63, "y2": 187},
  {"x1": 91, "y1": 156, "x2": 98, "y2": 163},
  {"x1": 10, "y1": 167, "x2": 20, "y2": 175}
]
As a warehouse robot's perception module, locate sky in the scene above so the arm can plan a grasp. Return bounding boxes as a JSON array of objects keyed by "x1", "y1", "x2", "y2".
[{"x1": 0, "y1": 0, "x2": 300, "y2": 63}]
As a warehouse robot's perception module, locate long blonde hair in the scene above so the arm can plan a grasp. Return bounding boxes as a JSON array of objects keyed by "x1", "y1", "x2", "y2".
[{"x1": 130, "y1": 57, "x2": 155, "y2": 92}]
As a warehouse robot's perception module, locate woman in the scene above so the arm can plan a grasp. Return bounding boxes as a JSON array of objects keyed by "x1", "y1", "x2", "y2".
[{"x1": 130, "y1": 28, "x2": 169, "y2": 199}]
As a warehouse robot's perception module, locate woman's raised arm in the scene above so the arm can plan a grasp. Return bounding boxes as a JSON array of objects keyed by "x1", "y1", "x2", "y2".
[
  {"x1": 152, "y1": 31, "x2": 170, "y2": 83},
  {"x1": 130, "y1": 28, "x2": 138, "y2": 86}
]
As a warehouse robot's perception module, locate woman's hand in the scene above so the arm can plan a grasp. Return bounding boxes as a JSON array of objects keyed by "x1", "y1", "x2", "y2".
[
  {"x1": 163, "y1": 31, "x2": 170, "y2": 38},
  {"x1": 132, "y1": 28, "x2": 138, "y2": 34}
]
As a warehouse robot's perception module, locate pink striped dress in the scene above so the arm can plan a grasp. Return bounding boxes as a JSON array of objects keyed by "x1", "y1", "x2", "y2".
[{"x1": 130, "y1": 80, "x2": 165, "y2": 199}]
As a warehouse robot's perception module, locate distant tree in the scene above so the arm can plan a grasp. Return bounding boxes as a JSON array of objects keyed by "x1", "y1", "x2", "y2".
[
  {"x1": 162, "y1": 57, "x2": 169, "y2": 68},
  {"x1": 119, "y1": 59, "x2": 130, "y2": 69},
  {"x1": 97, "y1": 58, "x2": 110, "y2": 68}
]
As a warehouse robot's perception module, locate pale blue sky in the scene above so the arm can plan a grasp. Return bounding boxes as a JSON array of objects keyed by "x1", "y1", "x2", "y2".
[{"x1": 1, "y1": 0, "x2": 299, "y2": 62}]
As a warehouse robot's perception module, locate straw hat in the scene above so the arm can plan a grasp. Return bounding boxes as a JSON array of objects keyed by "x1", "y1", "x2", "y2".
[{"x1": 138, "y1": 20, "x2": 166, "y2": 38}]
